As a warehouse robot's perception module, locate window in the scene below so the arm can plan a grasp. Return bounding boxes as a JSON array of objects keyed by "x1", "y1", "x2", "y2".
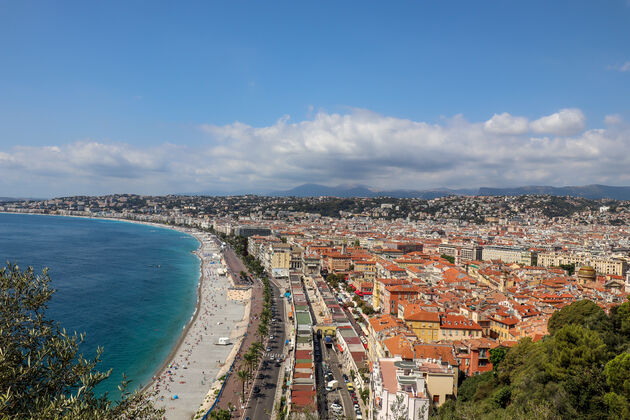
[{"x1": 433, "y1": 395, "x2": 440, "y2": 403}]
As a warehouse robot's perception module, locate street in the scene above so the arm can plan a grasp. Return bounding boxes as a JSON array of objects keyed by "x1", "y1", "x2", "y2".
[
  {"x1": 243, "y1": 279, "x2": 287, "y2": 419},
  {"x1": 321, "y1": 340, "x2": 356, "y2": 418}
]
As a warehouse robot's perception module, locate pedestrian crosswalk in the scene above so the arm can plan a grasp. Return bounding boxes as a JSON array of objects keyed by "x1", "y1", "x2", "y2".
[{"x1": 263, "y1": 352, "x2": 283, "y2": 360}]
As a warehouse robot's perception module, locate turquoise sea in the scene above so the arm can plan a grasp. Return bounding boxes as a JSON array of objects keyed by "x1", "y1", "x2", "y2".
[{"x1": 0, "y1": 213, "x2": 200, "y2": 398}]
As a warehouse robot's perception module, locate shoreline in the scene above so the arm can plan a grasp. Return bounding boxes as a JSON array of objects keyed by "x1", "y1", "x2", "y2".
[
  {"x1": 1, "y1": 211, "x2": 249, "y2": 416},
  {"x1": 138, "y1": 234, "x2": 205, "y2": 395}
]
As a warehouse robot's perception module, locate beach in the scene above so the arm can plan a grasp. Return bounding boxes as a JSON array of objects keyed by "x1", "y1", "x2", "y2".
[{"x1": 139, "y1": 228, "x2": 249, "y2": 419}]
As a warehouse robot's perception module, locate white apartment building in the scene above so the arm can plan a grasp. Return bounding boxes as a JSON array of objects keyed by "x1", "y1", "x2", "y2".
[
  {"x1": 371, "y1": 358, "x2": 430, "y2": 420},
  {"x1": 538, "y1": 252, "x2": 627, "y2": 276}
]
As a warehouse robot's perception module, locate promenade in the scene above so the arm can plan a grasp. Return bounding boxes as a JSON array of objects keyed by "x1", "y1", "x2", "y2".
[{"x1": 212, "y1": 246, "x2": 264, "y2": 418}]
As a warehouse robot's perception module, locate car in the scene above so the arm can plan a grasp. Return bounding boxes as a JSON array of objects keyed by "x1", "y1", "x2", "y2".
[
  {"x1": 270, "y1": 355, "x2": 275, "y2": 360},
  {"x1": 347, "y1": 382, "x2": 354, "y2": 391},
  {"x1": 270, "y1": 335, "x2": 274, "y2": 340},
  {"x1": 354, "y1": 403, "x2": 359, "y2": 410},
  {"x1": 257, "y1": 373, "x2": 264, "y2": 379},
  {"x1": 342, "y1": 374, "x2": 349, "y2": 382},
  {"x1": 253, "y1": 386, "x2": 260, "y2": 394},
  {"x1": 331, "y1": 402, "x2": 343, "y2": 412},
  {"x1": 275, "y1": 361, "x2": 281, "y2": 367},
  {"x1": 266, "y1": 346, "x2": 272, "y2": 352}
]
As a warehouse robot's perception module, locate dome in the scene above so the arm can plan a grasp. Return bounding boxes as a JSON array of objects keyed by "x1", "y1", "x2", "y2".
[
  {"x1": 578, "y1": 266, "x2": 595, "y2": 275},
  {"x1": 577, "y1": 266, "x2": 596, "y2": 283}
]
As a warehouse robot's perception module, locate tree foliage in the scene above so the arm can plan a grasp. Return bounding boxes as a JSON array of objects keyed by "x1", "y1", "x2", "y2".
[
  {"x1": 559, "y1": 263, "x2": 576, "y2": 276},
  {"x1": 489, "y1": 347, "x2": 508, "y2": 369},
  {"x1": 547, "y1": 299, "x2": 611, "y2": 335},
  {"x1": 0, "y1": 263, "x2": 164, "y2": 419}
]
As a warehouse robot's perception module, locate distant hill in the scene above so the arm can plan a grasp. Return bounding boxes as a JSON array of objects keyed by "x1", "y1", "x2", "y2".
[
  {"x1": 271, "y1": 183, "x2": 630, "y2": 200},
  {"x1": 272, "y1": 184, "x2": 477, "y2": 199},
  {"x1": 279, "y1": 183, "x2": 376, "y2": 198},
  {"x1": 0, "y1": 197, "x2": 32, "y2": 202},
  {"x1": 477, "y1": 184, "x2": 630, "y2": 200}
]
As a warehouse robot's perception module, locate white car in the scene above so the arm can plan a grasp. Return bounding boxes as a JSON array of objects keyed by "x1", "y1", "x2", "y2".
[{"x1": 331, "y1": 402, "x2": 343, "y2": 413}]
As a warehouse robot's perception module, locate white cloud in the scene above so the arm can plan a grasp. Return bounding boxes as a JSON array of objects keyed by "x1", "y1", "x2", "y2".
[
  {"x1": 610, "y1": 61, "x2": 630, "y2": 72},
  {"x1": 1, "y1": 108, "x2": 629, "y2": 197},
  {"x1": 605, "y1": 114, "x2": 623, "y2": 126},
  {"x1": 484, "y1": 112, "x2": 529, "y2": 135},
  {"x1": 530, "y1": 108, "x2": 586, "y2": 136}
]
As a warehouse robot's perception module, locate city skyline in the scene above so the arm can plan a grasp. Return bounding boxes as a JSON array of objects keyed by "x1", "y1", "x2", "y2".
[{"x1": 1, "y1": 1, "x2": 630, "y2": 196}]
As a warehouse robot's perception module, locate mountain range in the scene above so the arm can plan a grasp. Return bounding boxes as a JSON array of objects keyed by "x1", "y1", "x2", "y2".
[{"x1": 271, "y1": 183, "x2": 630, "y2": 200}]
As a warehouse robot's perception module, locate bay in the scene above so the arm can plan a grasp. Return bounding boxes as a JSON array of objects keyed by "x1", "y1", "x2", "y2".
[{"x1": 0, "y1": 213, "x2": 200, "y2": 398}]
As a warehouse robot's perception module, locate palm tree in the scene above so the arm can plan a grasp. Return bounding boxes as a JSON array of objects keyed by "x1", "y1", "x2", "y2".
[
  {"x1": 237, "y1": 369, "x2": 249, "y2": 404},
  {"x1": 258, "y1": 323, "x2": 269, "y2": 344},
  {"x1": 251, "y1": 341, "x2": 264, "y2": 356},
  {"x1": 243, "y1": 352, "x2": 257, "y2": 375},
  {"x1": 261, "y1": 307, "x2": 271, "y2": 322}
]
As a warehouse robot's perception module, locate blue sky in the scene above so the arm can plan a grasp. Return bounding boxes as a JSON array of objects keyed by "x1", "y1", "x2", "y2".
[{"x1": 1, "y1": 1, "x2": 630, "y2": 197}]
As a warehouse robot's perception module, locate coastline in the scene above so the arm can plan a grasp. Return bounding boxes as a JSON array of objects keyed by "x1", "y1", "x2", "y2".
[
  {"x1": 145, "y1": 230, "x2": 248, "y2": 418},
  {"x1": 1, "y1": 212, "x2": 250, "y2": 418},
  {"x1": 0, "y1": 212, "x2": 207, "y2": 392},
  {"x1": 137, "y1": 231, "x2": 204, "y2": 396}
]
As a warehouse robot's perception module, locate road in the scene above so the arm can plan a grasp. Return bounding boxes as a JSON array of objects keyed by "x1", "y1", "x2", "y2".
[
  {"x1": 243, "y1": 279, "x2": 287, "y2": 420},
  {"x1": 321, "y1": 340, "x2": 356, "y2": 419}
]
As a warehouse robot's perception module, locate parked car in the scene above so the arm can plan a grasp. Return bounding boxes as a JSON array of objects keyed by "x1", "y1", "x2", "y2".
[{"x1": 331, "y1": 402, "x2": 343, "y2": 413}]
